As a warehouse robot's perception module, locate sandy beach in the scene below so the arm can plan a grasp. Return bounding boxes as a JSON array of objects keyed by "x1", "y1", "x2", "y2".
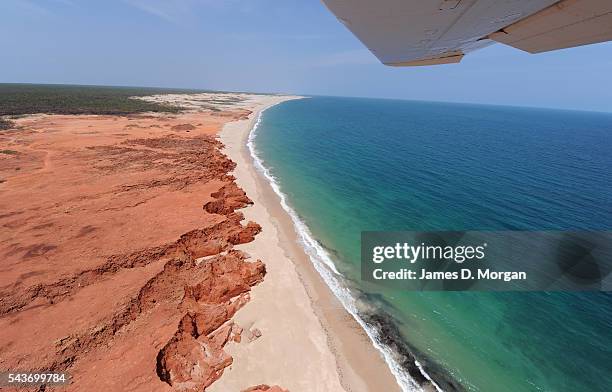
[{"x1": 212, "y1": 96, "x2": 401, "y2": 392}]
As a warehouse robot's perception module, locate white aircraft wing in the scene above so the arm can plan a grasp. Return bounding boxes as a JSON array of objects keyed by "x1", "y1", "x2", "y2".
[{"x1": 321, "y1": 0, "x2": 612, "y2": 66}]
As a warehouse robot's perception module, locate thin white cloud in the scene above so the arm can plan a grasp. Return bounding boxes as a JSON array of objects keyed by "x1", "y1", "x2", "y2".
[
  {"x1": 123, "y1": 0, "x2": 178, "y2": 22},
  {"x1": 123, "y1": 0, "x2": 244, "y2": 24},
  {"x1": 51, "y1": 0, "x2": 76, "y2": 5},
  {"x1": 13, "y1": 0, "x2": 53, "y2": 16}
]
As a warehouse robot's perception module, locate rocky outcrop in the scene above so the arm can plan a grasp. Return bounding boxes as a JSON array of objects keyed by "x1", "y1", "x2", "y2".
[
  {"x1": 156, "y1": 313, "x2": 234, "y2": 391},
  {"x1": 203, "y1": 183, "x2": 253, "y2": 215},
  {"x1": 156, "y1": 248, "x2": 265, "y2": 391},
  {"x1": 147, "y1": 174, "x2": 267, "y2": 389},
  {"x1": 242, "y1": 385, "x2": 289, "y2": 392},
  {"x1": 148, "y1": 190, "x2": 265, "y2": 392}
]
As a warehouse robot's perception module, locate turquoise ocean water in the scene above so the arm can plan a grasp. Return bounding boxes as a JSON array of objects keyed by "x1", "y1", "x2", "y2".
[{"x1": 252, "y1": 97, "x2": 612, "y2": 391}]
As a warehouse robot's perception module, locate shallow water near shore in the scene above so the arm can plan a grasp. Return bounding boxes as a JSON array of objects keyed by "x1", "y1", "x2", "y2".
[{"x1": 253, "y1": 97, "x2": 612, "y2": 391}]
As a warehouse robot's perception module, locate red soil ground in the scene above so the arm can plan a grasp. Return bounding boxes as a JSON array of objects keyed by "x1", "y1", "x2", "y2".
[{"x1": 0, "y1": 111, "x2": 284, "y2": 391}]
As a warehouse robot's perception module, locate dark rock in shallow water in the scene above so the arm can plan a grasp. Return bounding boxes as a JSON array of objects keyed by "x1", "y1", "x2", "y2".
[{"x1": 360, "y1": 305, "x2": 465, "y2": 392}]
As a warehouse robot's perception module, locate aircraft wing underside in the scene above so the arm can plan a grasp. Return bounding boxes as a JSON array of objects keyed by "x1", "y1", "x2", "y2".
[{"x1": 321, "y1": 0, "x2": 612, "y2": 66}]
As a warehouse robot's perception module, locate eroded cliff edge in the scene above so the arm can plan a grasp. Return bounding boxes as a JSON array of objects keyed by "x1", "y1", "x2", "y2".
[{"x1": 0, "y1": 94, "x2": 287, "y2": 391}]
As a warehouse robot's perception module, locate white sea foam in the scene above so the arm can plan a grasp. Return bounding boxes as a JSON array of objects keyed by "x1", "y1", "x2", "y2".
[{"x1": 247, "y1": 106, "x2": 444, "y2": 392}]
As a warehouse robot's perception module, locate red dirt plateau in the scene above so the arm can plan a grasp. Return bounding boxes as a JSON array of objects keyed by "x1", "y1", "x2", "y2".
[{"x1": 0, "y1": 104, "x2": 288, "y2": 391}]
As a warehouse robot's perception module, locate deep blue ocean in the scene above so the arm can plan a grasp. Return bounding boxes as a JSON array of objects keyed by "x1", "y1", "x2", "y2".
[{"x1": 253, "y1": 96, "x2": 612, "y2": 391}]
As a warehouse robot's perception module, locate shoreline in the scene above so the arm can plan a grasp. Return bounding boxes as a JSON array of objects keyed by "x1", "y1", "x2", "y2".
[{"x1": 213, "y1": 96, "x2": 402, "y2": 392}]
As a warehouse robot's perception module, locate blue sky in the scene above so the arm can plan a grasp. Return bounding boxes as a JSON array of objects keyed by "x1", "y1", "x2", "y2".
[{"x1": 1, "y1": 0, "x2": 611, "y2": 112}]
